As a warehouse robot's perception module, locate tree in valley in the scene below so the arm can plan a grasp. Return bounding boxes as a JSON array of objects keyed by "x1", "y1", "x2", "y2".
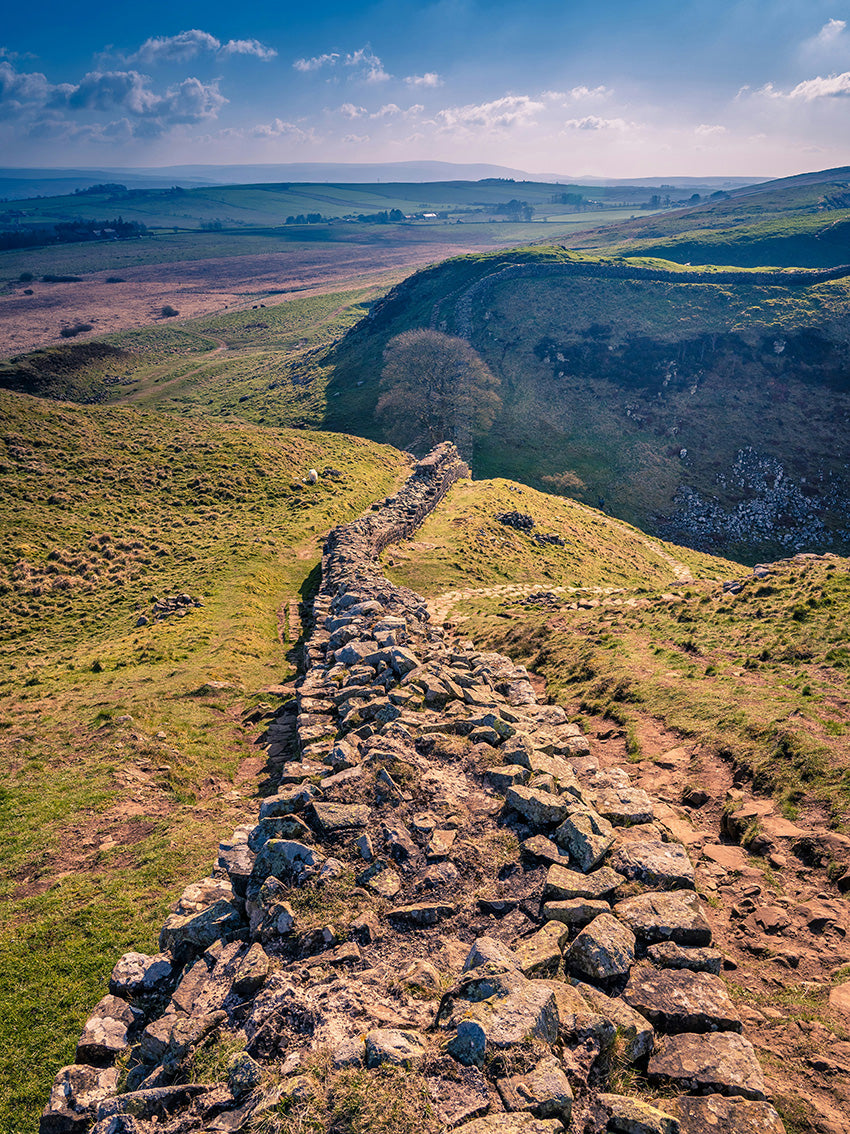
[{"x1": 376, "y1": 329, "x2": 501, "y2": 459}]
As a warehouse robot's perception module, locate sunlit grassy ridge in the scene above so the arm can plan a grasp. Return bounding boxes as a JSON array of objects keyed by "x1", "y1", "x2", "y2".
[
  {"x1": 390, "y1": 477, "x2": 850, "y2": 830},
  {"x1": 0, "y1": 389, "x2": 406, "y2": 1133}
]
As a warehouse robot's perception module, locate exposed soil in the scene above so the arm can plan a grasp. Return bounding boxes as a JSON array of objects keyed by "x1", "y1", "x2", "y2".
[
  {"x1": 574, "y1": 704, "x2": 850, "y2": 1134},
  {"x1": 0, "y1": 240, "x2": 486, "y2": 358}
]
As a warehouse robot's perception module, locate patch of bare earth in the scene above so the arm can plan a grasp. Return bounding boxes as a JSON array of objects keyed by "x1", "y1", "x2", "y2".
[
  {"x1": 566, "y1": 699, "x2": 850, "y2": 1134},
  {"x1": 0, "y1": 241, "x2": 484, "y2": 358}
]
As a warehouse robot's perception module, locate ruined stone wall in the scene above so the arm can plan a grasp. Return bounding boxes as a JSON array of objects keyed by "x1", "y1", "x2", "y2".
[{"x1": 41, "y1": 444, "x2": 786, "y2": 1134}]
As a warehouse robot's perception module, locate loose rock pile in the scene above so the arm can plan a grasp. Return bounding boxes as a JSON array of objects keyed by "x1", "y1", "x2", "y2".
[{"x1": 41, "y1": 444, "x2": 786, "y2": 1134}]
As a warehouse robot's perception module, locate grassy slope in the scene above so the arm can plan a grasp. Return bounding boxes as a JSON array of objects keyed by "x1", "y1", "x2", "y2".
[
  {"x1": 570, "y1": 178, "x2": 850, "y2": 268},
  {"x1": 0, "y1": 391, "x2": 406, "y2": 1133},
  {"x1": 387, "y1": 478, "x2": 850, "y2": 827}
]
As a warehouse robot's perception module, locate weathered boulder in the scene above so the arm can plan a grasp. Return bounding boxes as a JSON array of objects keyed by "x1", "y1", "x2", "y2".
[
  {"x1": 623, "y1": 967, "x2": 742, "y2": 1033},
  {"x1": 575, "y1": 981, "x2": 655, "y2": 1063},
  {"x1": 647, "y1": 1032, "x2": 766, "y2": 1099},
  {"x1": 544, "y1": 864, "x2": 624, "y2": 902},
  {"x1": 552, "y1": 806, "x2": 615, "y2": 872},
  {"x1": 564, "y1": 914, "x2": 636, "y2": 983},
  {"x1": 109, "y1": 953, "x2": 174, "y2": 1001},
  {"x1": 646, "y1": 943, "x2": 722, "y2": 975},
  {"x1": 248, "y1": 814, "x2": 313, "y2": 851},
  {"x1": 365, "y1": 1028, "x2": 428, "y2": 1068},
  {"x1": 438, "y1": 970, "x2": 560, "y2": 1062},
  {"x1": 40, "y1": 1065, "x2": 120, "y2": 1134},
  {"x1": 248, "y1": 839, "x2": 323, "y2": 895},
  {"x1": 496, "y1": 1055, "x2": 573, "y2": 1121},
  {"x1": 597, "y1": 1093, "x2": 679, "y2": 1134},
  {"x1": 593, "y1": 786, "x2": 655, "y2": 827},
  {"x1": 506, "y1": 786, "x2": 570, "y2": 828},
  {"x1": 614, "y1": 891, "x2": 711, "y2": 947},
  {"x1": 514, "y1": 921, "x2": 570, "y2": 977},
  {"x1": 454, "y1": 1116, "x2": 564, "y2": 1133},
  {"x1": 309, "y1": 801, "x2": 370, "y2": 834},
  {"x1": 610, "y1": 841, "x2": 695, "y2": 890},
  {"x1": 258, "y1": 784, "x2": 321, "y2": 819},
  {"x1": 543, "y1": 898, "x2": 610, "y2": 929},
  {"x1": 159, "y1": 899, "x2": 244, "y2": 959},
  {"x1": 388, "y1": 902, "x2": 456, "y2": 927},
  {"x1": 668, "y1": 1094, "x2": 786, "y2": 1133}
]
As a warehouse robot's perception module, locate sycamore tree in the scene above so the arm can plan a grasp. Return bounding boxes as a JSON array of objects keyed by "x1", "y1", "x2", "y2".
[{"x1": 376, "y1": 328, "x2": 501, "y2": 460}]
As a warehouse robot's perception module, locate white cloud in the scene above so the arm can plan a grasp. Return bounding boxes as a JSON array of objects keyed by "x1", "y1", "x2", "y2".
[
  {"x1": 294, "y1": 46, "x2": 390, "y2": 82},
  {"x1": 339, "y1": 102, "x2": 367, "y2": 118},
  {"x1": 294, "y1": 52, "x2": 340, "y2": 72},
  {"x1": 569, "y1": 84, "x2": 609, "y2": 99},
  {"x1": 370, "y1": 103, "x2": 423, "y2": 119},
  {"x1": 695, "y1": 123, "x2": 726, "y2": 136},
  {"x1": 248, "y1": 118, "x2": 313, "y2": 141},
  {"x1": 0, "y1": 60, "x2": 55, "y2": 114},
  {"x1": 343, "y1": 133, "x2": 369, "y2": 143},
  {"x1": 562, "y1": 114, "x2": 627, "y2": 131},
  {"x1": 219, "y1": 39, "x2": 277, "y2": 62},
  {"x1": 129, "y1": 29, "x2": 276, "y2": 65},
  {"x1": 435, "y1": 94, "x2": 544, "y2": 132},
  {"x1": 755, "y1": 72, "x2": 850, "y2": 101},
  {"x1": 60, "y1": 70, "x2": 226, "y2": 122},
  {"x1": 405, "y1": 72, "x2": 442, "y2": 88}
]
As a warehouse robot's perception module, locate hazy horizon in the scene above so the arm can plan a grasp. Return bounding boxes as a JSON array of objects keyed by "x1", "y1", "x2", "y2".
[{"x1": 2, "y1": 1, "x2": 849, "y2": 178}]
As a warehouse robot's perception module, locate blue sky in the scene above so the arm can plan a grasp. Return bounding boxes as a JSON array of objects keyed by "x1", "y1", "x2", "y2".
[{"x1": 2, "y1": 0, "x2": 850, "y2": 176}]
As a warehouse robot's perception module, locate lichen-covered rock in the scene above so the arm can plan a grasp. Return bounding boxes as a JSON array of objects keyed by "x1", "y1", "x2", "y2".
[
  {"x1": 593, "y1": 785, "x2": 655, "y2": 827},
  {"x1": 506, "y1": 786, "x2": 570, "y2": 828},
  {"x1": 309, "y1": 801, "x2": 370, "y2": 833},
  {"x1": 40, "y1": 1065, "x2": 120, "y2": 1134},
  {"x1": 610, "y1": 841, "x2": 695, "y2": 890},
  {"x1": 597, "y1": 1093, "x2": 679, "y2": 1134},
  {"x1": 623, "y1": 967, "x2": 742, "y2": 1034},
  {"x1": 575, "y1": 982, "x2": 655, "y2": 1063},
  {"x1": 668, "y1": 1094, "x2": 786, "y2": 1133},
  {"x1": 109, "y1": 952, "x2": 174, "y2": 1001},
  {"x1": 648, "y1": 1032, "x2": 766, "y2": 1099},
  {"x1": 453, "y1": 1115, "x2": 564, "y2": 1133},
  {"x1": 227, "y1": 1051, "x2": 263, "y2": 1097},
  {"x1": 646, "y1": 942, "x2": 723, "y2": 975},
  {"x1": 514, "y1": 921, "x2": 570, "y2": 977},
  {"x1": 159, "y1": 898, "x2": 244, "y2": 960},
  {"x1": 365, "y1": 1028, "x2": 428, "y2": 1067},
  {"x1": 497, "y1": 1055, "x2": 573, "y2": 1121},
  {"x1": 564, "y1": 913, "x2": 636, "y2": 983},
  {"x1": 552, "y1": 806, "x2": 615, "y2": 872},
  {"x1": 614, "y1": 891, "x2": 711, "y2": 947},
  {"x1": 542, "y1": 898, "x2": 610, "y2": 928},
  {"x1": 543, "y1": 864, "x2": 624, "y2": 901}
]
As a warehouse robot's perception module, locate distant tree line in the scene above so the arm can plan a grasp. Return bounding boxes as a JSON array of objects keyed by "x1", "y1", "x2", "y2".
[
  {"x1": 73, "y1": 183, "x2": 128, "y2": 196},
  {"x1": 0, "y1": 217, "x2": 147, "y2": 251}
]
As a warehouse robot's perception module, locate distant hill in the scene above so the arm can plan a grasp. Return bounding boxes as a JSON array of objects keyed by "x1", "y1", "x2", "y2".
[
  {"x1": 323, "y1": 246, "x2": 850, "y2": 561},
  {"x1": 570, "y1": 166, "x2": 850, "y2": 267}
]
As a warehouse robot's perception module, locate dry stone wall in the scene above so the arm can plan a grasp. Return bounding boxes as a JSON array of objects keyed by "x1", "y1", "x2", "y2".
[{"x1": 41, "y1": 444, "x2": 787, "y2": 1134}]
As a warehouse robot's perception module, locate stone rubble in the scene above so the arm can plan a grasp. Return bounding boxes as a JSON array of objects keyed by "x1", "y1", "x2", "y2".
[{"x1": 41, "y1": 443, "x2": 786, "y2": 1134}]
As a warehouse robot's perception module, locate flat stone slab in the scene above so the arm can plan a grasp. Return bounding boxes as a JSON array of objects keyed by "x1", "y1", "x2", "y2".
[
  {"x1": 389, "y1": 902, "x2": 456, "y2": 927},
  {"x1": 543, "y1": 899, "x2": 610, "y2": 928},
  {"x1": 564, "y1": 913, "x2": 636, "y2": 983},
  {"x1": 514, "y1": 922, "x2": 570, "y2": 977},
  {"x1": 454, "y1": 1116, "x2": 565, "y2": 1133},
  {"x1": 668, "y1": 1094, "x2": 786, "y2": 1133},
  {"x1": 544, "y1": 864, "x2": 624, "y2": 902},
  {"x1": 521, "y1": 836, "x2": 570, "y2": 866},
  {"x1": 646, "y1": 943, "x2": 722, "y2": 975},
  {"x1": 309, "y1": 802, "x2": 370, "y2": 833},
  {"x1": 497, "y1": 1055, "x2": 573, "y2": 1122},
  {"x1": 598, "y1": 1093, "x2": 678, "y2": 1134},
  {"x1": 648, "y1": 1032, "x2": 766, "y2": 1099},
  {"x1": 610, "y1": 840, "x2": 695, "y2": 890},
  {"x1": 594, "y1": 786, "x2": 655, "y2": 827},
  {"x1": 364, "y1": 1028, "x2": 427, "y2": 1068},
  {"x1": 614, "y1": 891, "x2": 711, "y2": 946},
  {"x1": 624, "y1": 967, "x2": 742, "y2": 1033}
]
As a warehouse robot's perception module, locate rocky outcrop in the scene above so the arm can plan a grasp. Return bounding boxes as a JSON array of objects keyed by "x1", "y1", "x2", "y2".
[{"x1": 40, "y1": 444, "x2": 785, "y2": 1134}]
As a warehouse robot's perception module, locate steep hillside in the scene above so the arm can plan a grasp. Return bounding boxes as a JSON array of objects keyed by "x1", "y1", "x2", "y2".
[{"x1": 324, "y1": 248, "x2": 850, "y2": 562}]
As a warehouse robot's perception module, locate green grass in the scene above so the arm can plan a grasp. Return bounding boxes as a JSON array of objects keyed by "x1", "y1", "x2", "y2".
[
  {"x1": 400, "y1": 485, "x2": 850, "y2": 826},
  {"x1": 0, "y1": 389, "x2": 407, "y2": 1133}
]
